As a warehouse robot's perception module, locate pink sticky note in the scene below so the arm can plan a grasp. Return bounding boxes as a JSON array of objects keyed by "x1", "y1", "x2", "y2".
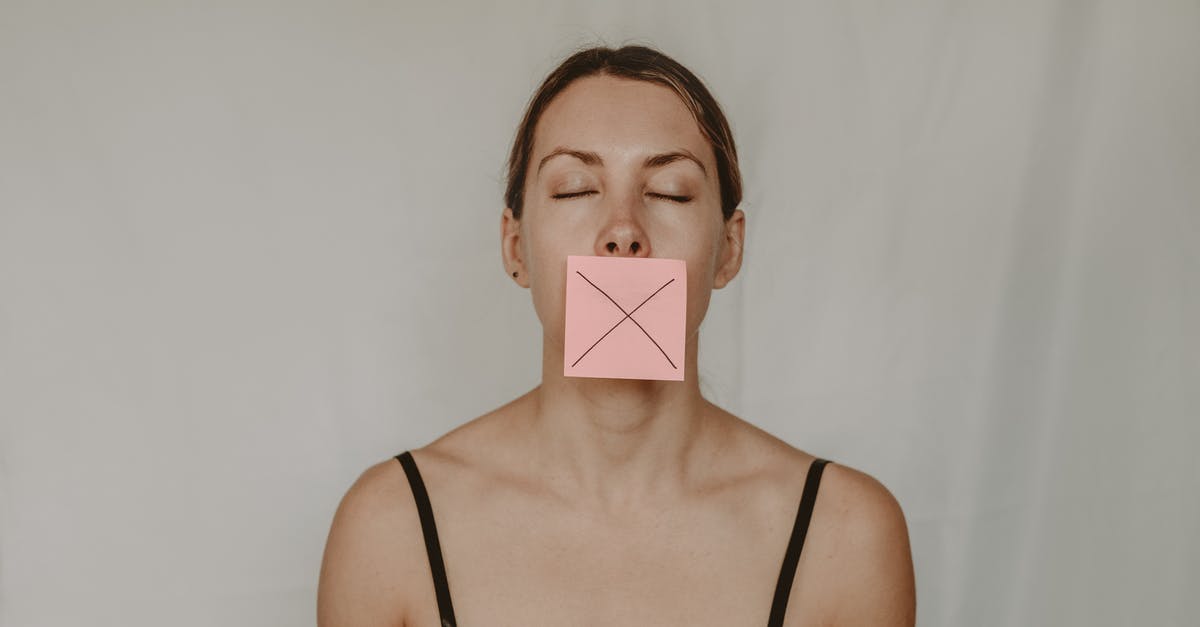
[{"x1": 564, "y1": 255, "x2": 687, "y2": 381}]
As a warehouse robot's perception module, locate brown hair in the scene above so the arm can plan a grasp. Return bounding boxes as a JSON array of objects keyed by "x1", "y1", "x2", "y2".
[{"x1": 503, "y1": 43, "x2": 743, "y2": 222}]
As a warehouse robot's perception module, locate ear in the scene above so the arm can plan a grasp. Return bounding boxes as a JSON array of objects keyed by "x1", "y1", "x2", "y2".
[
  {"x1": 501, "y1": 207, "x2": 528, "y2": 287},
  {"x1": 713, "y1": 208, "x2": 744, "y2": 289}
]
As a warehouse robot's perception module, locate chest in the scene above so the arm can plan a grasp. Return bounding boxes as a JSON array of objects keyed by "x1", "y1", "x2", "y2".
[{"x1": 401, "y1": 496, "x2": 836, "y2": 627}]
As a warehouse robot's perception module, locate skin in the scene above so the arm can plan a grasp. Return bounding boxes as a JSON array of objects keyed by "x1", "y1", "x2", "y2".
[{"x1": 318, "y1": 74, "x2": 916, "y2": 627}]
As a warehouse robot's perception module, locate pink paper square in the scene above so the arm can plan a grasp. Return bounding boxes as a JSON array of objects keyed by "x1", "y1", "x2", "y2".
[{"x1": 563, "y1": 255, "x2": 687, "y2": 381}]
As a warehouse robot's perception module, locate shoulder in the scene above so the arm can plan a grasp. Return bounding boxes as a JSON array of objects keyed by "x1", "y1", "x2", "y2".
[
  {"x1": 720, "y1": 412, "x2": 910, "y2": 554},
  {"x1": 719, "y1": 411, "x2": 914, "y2": 625},
  {"x1": 317, "y1": 454, "x2": 428, "y2": 627},
  {"x1": 817, "y1": 461, "x2": 917, "y2": 626}
]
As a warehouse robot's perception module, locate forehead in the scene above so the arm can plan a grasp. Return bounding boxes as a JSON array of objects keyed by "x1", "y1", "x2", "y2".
[{"x1": 532, "y1": 74, "x2": 714, "y2": 172}]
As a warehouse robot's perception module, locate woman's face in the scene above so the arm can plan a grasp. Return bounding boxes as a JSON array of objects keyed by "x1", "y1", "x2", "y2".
[{"x1": 501, "y1": 73, "x2": 745, "y2": 355}]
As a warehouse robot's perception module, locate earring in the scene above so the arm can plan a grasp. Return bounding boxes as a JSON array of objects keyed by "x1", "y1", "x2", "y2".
[{"x1": 512, "y1": 271, "x2": 518, "y2": 277}]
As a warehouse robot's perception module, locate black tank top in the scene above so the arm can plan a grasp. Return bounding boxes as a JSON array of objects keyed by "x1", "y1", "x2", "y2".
[{"x1": 395, "y1": 450, "x2": 831, "y2": 627}]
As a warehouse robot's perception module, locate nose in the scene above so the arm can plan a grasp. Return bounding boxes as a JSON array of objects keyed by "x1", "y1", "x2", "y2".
[
  {"x1": 603, "y1": 239, "x2": 644, "y2": 255},
  {"x1": 594, "y1": 206, "x2": 651, "y2": 258}
]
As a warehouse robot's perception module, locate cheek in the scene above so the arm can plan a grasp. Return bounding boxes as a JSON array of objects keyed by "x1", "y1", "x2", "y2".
[
  {"x1": 525, "y1": 237, "x2": 569, "y2": 339},
  {"x1": 524, "y1": 213, "x2": 578, "y2": 266},
  {"x1": 675, "y1": 225, "x2": 722, "y2": 334},
  {"x1": 684, "y1": 258, "x2": 714, "y2": 330},
  {"x1": 668, "y1": 221, "x2": 720, "y2": 281}
]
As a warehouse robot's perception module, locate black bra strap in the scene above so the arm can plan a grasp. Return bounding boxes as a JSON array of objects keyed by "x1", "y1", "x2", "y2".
[
  {"x1": 767, "y1": 458, "x2": 831, "y2": 627},
  {"x1": 395, "y1": 451, "x2": 458, "y2": 627}
]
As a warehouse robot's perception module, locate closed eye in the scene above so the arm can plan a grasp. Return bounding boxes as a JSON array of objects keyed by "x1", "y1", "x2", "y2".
[
  {"x1": 650, "y1": 193, "x2": 693, "y2": 203},
  {"x1": 552, "y1": 191, "x2": 595, "y2": 200},
  {"x1": 551, "y1": 191, "x2": 692, "y2": 203}
]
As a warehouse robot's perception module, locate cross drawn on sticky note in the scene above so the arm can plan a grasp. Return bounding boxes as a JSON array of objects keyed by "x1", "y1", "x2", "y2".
[{"x1": 570, "y1": 270, "x2": 679, "y2": 370}]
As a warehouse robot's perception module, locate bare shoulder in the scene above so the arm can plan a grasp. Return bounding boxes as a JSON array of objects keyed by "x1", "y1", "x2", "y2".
[
  {"x1": 317, "y1": 455, "x2": 427, "y2": 627},
  {"x1": 718, "y1": 409, "x2": 915, "y2": 625},
  {"x1": 817, "y1": 461, "x2": 917, "y2": 626}
]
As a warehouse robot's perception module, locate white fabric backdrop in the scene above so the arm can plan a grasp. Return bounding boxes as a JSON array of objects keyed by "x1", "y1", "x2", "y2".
[{"x1": 1, "y1": 1, "x2": 1196, "y2": 625}]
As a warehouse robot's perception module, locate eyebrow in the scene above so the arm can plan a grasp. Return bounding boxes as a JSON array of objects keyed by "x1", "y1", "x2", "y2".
[{"x1": 536, "y1": 146, "x2": 708, "y2": 179}]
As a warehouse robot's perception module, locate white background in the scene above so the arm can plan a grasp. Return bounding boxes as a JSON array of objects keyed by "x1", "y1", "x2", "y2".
[{"x1": 1, "y1": 1, "x2": 1197, "y2": 625}]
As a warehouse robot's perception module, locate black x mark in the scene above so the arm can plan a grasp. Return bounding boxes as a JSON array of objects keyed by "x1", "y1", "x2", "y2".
[{"x1": 570, "y1": 271, "x2": 678, "y2": 370}]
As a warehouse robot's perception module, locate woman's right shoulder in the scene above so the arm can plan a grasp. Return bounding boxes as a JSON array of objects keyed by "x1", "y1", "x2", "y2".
[{"x1": 316, "y1": 452, "x2": 431, "y2": 627}]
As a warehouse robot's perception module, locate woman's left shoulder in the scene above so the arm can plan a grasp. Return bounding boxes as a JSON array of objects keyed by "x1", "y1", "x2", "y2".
[
  {"x1": 723, "y1": 409, "x2": 906, "y2": 529},
  {"x1": 815, "y1": 459, "x2": 907, "y2": 528},
  {"x1": 746, "y1": 433, "x2": 909, "y2": 556},
  {"x1": 804, "y1": 458, "x2": 917, "y2": 625},
  {"x1": 722, "y1": 412, "x2": 916, "y2": 623}
]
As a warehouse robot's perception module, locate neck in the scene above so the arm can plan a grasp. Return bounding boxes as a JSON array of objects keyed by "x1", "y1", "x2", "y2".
[{"x1": 519, "y1": 329, "x2": 722, "y2": 514}]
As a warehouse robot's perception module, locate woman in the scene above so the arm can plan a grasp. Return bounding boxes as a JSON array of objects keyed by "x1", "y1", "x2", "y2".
[{"x1": 318, "y1": 44, "x2": 916, "y2": 627}]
